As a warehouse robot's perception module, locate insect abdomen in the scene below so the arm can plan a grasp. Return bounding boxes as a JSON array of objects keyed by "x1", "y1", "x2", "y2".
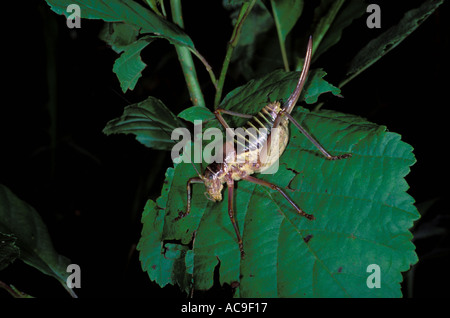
[{"x1": 233, "y1": 103, "x2": 280, "y2": 152}]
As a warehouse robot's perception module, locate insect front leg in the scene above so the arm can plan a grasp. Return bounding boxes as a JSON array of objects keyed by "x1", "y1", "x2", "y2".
[
  {"x1": 214, "y1": 108, "x2": 252, "y2": 130},
  {"x1": 242, "y1": 175, "x2": 315, "y2": 220},
  {"x1": 214, "y1": 108, "x2": 253, "y2": 126},
  {"x1": 226, "y1": 178, "x2": 245, "y2": 258},
  {"x1": 175, "y1": 177, "x2": 204, "y2": 221},
  {"x1": 214, "y1": 108, "x2": 254, "y2": 149}
]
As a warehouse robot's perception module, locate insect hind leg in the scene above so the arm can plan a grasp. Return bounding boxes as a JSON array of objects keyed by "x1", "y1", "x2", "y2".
[
  {"x1": 282, "y1": 111, "x2": 352, "y2": 160},
  {"x1": 242, "y1": 175, "x2": 314, "y2": 220}
]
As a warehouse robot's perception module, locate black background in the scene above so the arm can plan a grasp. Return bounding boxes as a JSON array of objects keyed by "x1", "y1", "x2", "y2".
[{"x1": 1, "y1": 0, "x2": 449, "y2": 298}]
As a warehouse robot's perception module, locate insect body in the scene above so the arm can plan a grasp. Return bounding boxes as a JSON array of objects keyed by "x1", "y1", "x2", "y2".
[{"x1": 181, "y1": 37, "x2": 351, "y2": 257}]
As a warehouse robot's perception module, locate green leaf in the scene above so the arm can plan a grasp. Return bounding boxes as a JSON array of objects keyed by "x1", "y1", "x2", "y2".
[
  {"x1": 144, "y1": 0, "x2": 165, "y2": 17},
  {"x1": 270, "y1": 0, "x2": 303, "y2": 70},
  {"x1": 0, "y1": 184, "x2": 75, "y2": 297},
  {"x1": 271, "y1": 0, "x2": 303, "y2": 44},
  {"x1": 0, "y1": 233, "x2": 20, "y2": 271},
  {"x1": 216, "y1": 68, "x2": 340, "y2": 128},
  {"x1": 98, "y1": 22, "x2": 141, "y2": 54},
  {"x1": 227, "y1": 1, "x2": 275, "y2": 79},
  {"x1": 137, "y1": 72, "x2": 419, "y2": 297},
  {"x1": 311, "y1": 0, "x2": 367, "y2": 62},
  {"x1": 45, "y1": 0, "x2": 195, "y2": 49},
  {"x1": 103, "y1": 96, "x2": 184, "y2": 150},
  {"x1": 98, "y1": 22, "x2": 139, "y2": 53},
  {"x1": 310, "y1": 0, "x2": 346, "y2": 60},
  {"x1": 223, "y1": 0, "x2": 253, "y2": 9},
  {"x1": 177, "y1": 106, "x2": 215, "y2": 124},
  {"x1": 112, "y1": 36, "x2": 154, "y2": 93},
  {"x1": 137, "y1": 196, "x2": 192, "y2": 293},
  {"x1": 342, "y1": 0, "x2": 444, "y2": 87}
]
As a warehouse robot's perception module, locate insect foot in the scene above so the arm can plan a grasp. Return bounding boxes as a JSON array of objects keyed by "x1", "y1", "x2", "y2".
[
  {"x1": 304, "y1": 213, "x2": 315, "y2": 221},
  {"x1": 328, "y1": 153, "x2": 352, "y2": 160}
]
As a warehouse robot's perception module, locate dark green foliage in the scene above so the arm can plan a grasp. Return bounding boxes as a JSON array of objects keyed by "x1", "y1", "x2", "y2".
[
  {"x1": 136, "y1": 71, "x2": 419, "y2": 297},
  {"x1": 6, "y1": 0, "x2": 440, "y2": 297},
  {"x1": 0, "y1": 185, "x2": 75, "y2": 297}
]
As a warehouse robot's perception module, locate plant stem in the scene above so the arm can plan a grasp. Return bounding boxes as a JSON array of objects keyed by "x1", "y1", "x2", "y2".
[
  {"x1": 214, "y1": 0, "x2": 257, "y2": 107},
  {"x1": 170, "y1": 0, "x2": 205, "y2": 107},
  {"x1": 271, "y1": 0, "x2": 289, "y2": 71},
  {"x1": 189, "y1": 48, "x2": 217, "y2": 89},
  {"x1": 278, "y1": 32, "x2": 290, "y2": 72},
  {"x1": 0, "y1": 281, "x2": 33, "y2": 298}
]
